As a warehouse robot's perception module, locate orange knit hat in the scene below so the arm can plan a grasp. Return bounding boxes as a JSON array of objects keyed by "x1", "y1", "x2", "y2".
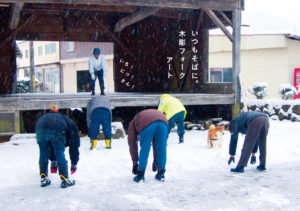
[{"x1": 49, "y1": 105, "x2": 59, "y2": 112}]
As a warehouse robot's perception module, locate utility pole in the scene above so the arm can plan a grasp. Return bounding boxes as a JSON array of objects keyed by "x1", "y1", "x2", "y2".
[{"x1": 29, "y1": 41, "x2": 35, "y2": 93}]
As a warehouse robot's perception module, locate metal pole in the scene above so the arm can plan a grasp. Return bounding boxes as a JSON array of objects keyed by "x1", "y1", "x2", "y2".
[{"x1": 29, "y1": 41, "x2": 35, "y2": 93}]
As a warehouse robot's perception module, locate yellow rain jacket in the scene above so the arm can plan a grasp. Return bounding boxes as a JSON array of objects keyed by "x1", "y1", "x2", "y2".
[{"x1": 158, "y1": 94, "x2": 187, "y2": 120}]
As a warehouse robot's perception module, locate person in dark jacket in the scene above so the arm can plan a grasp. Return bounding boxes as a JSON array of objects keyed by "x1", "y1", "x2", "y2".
[
  {"x1": 228, "y1": 111, "x2": 269, "y2": 173},
  {"x1": 36, "y1": 111, "x2": 80, "y2": 188},
  {"x1": 128, "y1": 109, "x2": 168, "y2": 182},
  {"x1": 87, "y1": 95, "x2": 112, "y2": 149}
]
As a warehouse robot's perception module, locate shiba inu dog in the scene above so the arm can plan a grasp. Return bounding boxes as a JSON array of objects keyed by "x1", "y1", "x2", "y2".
[{"x1": 207, "y1": 124, "x2": 224, "y2": 149}]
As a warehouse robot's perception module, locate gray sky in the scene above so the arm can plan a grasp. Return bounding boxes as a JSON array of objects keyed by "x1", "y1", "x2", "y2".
[
  {"x1": 210, "y1": 0, "x2": 300, "y2": 35},
  {"x1": 242, "y1": 0, "x2": 300, "y2": 35}
]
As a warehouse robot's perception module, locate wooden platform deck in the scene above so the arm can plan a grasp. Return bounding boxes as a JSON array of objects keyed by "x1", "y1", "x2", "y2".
[{"x1": 0, "y1": 92, "x2": 235, "y2": 111}]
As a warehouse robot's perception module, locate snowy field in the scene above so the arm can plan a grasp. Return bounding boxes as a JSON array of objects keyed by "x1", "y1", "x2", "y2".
[{"x1": 1, "y1": 120, "x2": 300, "y2": 211}]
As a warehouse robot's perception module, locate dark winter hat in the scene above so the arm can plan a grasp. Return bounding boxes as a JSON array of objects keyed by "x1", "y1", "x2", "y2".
[{"x1": 93, "y1": 48, "x2": 101, "y2": 55}]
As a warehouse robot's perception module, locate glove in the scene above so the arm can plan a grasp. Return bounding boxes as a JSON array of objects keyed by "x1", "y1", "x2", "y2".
[
  {"x1": 50, "y1": 161, "x2": 57, "y2": 174},
  {"x1": 71, "y1": 164, "x2": 77, "y2": 174},
  {"x1": 152, "y1": 160, "x2": 157, "y2": 172},
  {"x1": 250, "y1": 156, "x2": 256, "y2": 165},
  {"x1": 132, "y1": 161, "x2": 138, "y2": 175},
  {"x1": 90, "y1": 73, "x2": 95, "y2": 80},
  {"x1": 228, "y1": 156, "x2": 235, "y2": 165}
]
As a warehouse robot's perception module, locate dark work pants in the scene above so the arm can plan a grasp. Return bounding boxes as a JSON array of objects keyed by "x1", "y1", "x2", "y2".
[
  {"x1": 38, "y1": 138, "x2": 68, "y2": 178},
  {"x1": 237, "y1": 116, "x2": 269, "y2": 167},
  {"x1": 168, "y1": 111, "x2": 185, "y2": 136},
  {"x1": 90, "y1": 69, "x2": 105, "y2": 92},
  {"x1": 88, "y1": 107, "x2": 112, "y2": 140}
]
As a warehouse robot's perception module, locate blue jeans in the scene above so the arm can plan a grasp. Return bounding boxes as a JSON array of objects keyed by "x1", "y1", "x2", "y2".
[
  {"x1": 90, "y1": 69, "x2": 105, "y2": 92},
  {"x1": 168, "y1": 111, "x2": 185, "y2": 136},
  {"x1": 138, "y1": 121, "x2": 168, "y2": 170},
  {"x1": 38, "y1": 137, "x2": 67, "y2": 176},
  {"x1": 88, "y1": 108, "x2": 112, "y2": 140}
]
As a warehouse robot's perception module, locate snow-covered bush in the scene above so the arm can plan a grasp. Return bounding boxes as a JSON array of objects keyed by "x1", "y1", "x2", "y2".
[
  {"x1": 16, "y1": 79, "x2": 31, "y2": 93},
  {"x1": 16, "y1": 77, "x2": 40, "y2": 93},
  {"x1": 279, "y1": 84, "x2": 298, "y2": 100},
  {"x1": 249, "y1": 82, "x2": 268, "y2": 99}
]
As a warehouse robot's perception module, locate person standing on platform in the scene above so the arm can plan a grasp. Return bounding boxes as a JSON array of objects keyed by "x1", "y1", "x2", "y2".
[
  {"x1": 87, "y1": 95, "x2": 112, "y2": 150},
  {"x1": 128, "y1": 109, "x2": 168, "y2": 182},
  {"x1": 228, "y1": 111, "x2": 269, "y2": 173},
  {"x1": 89, "y1": 47, "x2": 108, "y2": 96},
  {"x1": 158, "y1": 94, "x2": 187, "y2": 143},
  {"x1": 36, "y1": 107, "x2": 80, "y2": 188}
]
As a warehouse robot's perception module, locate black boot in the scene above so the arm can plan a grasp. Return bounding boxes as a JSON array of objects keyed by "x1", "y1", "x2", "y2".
[
  {"x1": 179, "y1": 134, "x2": 184, "y2": 144},
  {"x1": 40, "y1": 173, "x2": 51, "y2": 187},
  {"x1": 58, "y1": 163, "x2": 75, "y2": 188},
  {"x1": 155, "y1": 168, "x2": 166, "y2": 182},
  {"x1": 101, "y1": 90, "x2": 105, "y2": 96},
  {"x1": 231, "y1": 166, "x2": 244, "y2": 173},
  {"x1": 133, "y1": 169, "x2": 145, "y2": 183},
  {"x1": 91, "y1": 90, "x2": 95, "y2": 96},
  {"x1": 60, "y1": 175, "x2": 76, "y2": 188},
  {"x1": 257, "y1": 165, "x2": 266, "y2": 171}
]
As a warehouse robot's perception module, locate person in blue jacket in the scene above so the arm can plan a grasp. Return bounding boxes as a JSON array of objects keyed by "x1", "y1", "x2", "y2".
[
  {"x1": 228, "y1": 111, "x2": 269, "y2": 173},
  {"x1": 36, "y1": 109, "x2": 80, "y2": 188}
]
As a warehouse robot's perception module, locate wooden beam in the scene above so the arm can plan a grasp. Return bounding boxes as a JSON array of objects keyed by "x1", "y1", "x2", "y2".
[
  {"x1": 232, "y1": 2, "x2": 241, "y2": 105},
  {"x1": 9, "y1": 2, "x2": 24, "y2": 29},
  {"x1": 0, "y1": 93, "x2": 235, "y2": 111},
  {"x1": 91, "y1": 15, "x2": 137, "y2": 60},
  {"x1": 204, "y1": 8, "x2": 233, "y2": 42},
  {"x1": 0, "y1": 0, "x2": 238, "y2": 11},
  {"x1": 195, "y1": 9, "x2": 204, "y2": 33},
  {"x1": 25, "y1": 3, "x2": 137, "y2": 13},
  {"x1": 0, "y1": 14, "x2": 36, "y2": 47},
  {"x1": 114, "y1": 7, "x2": 161, "y2": 32},
  {"x1": 218, "y1": 11, "x2": 232, "y2": 27},
  {"x1": 0, "y1": 3, "x2": 9, "y2": 7}
]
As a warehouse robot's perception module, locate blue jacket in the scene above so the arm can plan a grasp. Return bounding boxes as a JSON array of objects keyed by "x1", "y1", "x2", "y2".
[
  {"x1": 229, "y1": 111, "x2": 267, "y2": 155},
  {"x1": 36, "y1": 113, "x2": 80, "y2": 165}
]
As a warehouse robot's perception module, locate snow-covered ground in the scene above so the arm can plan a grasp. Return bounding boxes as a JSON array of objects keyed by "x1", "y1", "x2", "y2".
[{"x1": 1, "y1": 120, "x2": 300, "y2": 210}]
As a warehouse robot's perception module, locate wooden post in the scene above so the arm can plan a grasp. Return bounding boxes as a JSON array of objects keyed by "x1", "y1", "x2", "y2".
[
  {"x1": 29, "y1": 41, "x2": 35, "y2": 92},
  {"x1": 232, "y1": 1, "x2": 241, "y2": 118}
]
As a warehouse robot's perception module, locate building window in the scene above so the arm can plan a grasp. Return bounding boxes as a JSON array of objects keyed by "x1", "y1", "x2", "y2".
[
  {"x1": 51, "y1": 43, "x2": 56, "y2": 53},
  {"x1": 45, "y1": 68, "x2": 60, "y2": 93},
  {"x1": 24, "y1": 69, "x2": 30, "y2": 77},
  {"x1": 209, "y1": 67, "x2": 233, "y2": 83},
  {"x1": 45, "y1": 44, "x2": 51, "y2": 54},
  {"x1": 25, "y1": 50, "x2": 28, "y2": 58},
  {"x1": 35, "y1": 70, "x2": 43, "y2": 82},
  {"x1": 77, "y1": 70, "x2": 90, "y2": 92},
  {"x1": 66, "y1": 42, "x2": 75, "y2": 52},
  {"x1": 45, "y1": 43, "x2": 56, "y2": 54},
  {"x1": 38, "y1": 46, "x2": 43, "y2": 56}
]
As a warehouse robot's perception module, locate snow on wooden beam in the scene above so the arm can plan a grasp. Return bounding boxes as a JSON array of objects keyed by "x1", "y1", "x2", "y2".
[
  {"x1": 0, "y1": 0, "x2": 238, "y2": 11},
  {"x1": 114, "y1": 7, "x2": 161, "y2": 32},
  {"x1": 9, "y1": 2, "x2": 24, "y2": 29}
]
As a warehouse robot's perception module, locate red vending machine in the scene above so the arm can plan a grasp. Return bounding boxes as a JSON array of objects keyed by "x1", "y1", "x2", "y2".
[{"x1": 294, "y1": 68, "x2": 300, "y2": 99}]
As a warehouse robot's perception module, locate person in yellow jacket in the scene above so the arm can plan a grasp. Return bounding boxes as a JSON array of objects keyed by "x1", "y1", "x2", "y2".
[{"x1": 158, "y1": 94, "x2": 187, "y2": 143}]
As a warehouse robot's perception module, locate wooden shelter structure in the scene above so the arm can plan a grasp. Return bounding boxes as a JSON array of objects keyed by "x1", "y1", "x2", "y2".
[{"x1": 0, "y1": 0, "x2": 243, "y2": 138}]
